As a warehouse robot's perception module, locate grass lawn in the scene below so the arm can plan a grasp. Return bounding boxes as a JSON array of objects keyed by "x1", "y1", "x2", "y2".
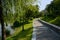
[
  {"x1": 6, "y1": 20, "x2": 33, "y2": 40},
  {"x1": 40, "y1": 16, "x2": 60, "y2": 26}
]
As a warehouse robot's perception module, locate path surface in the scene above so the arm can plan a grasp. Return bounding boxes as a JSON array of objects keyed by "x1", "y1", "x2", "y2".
[{"x1": 32, "y1": 19, "x2": 60, "y2": 40}]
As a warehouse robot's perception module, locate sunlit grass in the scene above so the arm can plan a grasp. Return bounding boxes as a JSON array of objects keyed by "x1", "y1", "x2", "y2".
[{"x1": 6, "y1": 20, "x2": 33, "y2": 40}]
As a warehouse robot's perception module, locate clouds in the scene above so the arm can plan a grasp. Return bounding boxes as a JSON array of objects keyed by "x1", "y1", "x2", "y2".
[{"x1": 38, "y1": 0, "x2": 53, "y2": 11}]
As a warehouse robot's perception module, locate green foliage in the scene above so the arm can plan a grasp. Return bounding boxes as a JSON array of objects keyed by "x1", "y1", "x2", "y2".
[
  {"x1": 46, "y1": 0, "x2": 60, "y2": 17},
  {"x1": 50, "y1": 16, "x2": 60, "y2": 26},
  {"x1": 2, "y1": 0, "x2": 39, "y2": 32},
  {"x1": 6, "y1": 20, "x2": 33, "y2": 40},
  {"x1": 25, "y1": 9, "x2": 33, "y2": 19},
  {"x1": 6, "y1": 29, "x2": 10, "y2": 37},
  {"x1": 13, "y1": 21, "x2": 20, "y2": 27},
  {"x1": 1, "y1": 0, "x2": 39, "y2": 40},
  {"x1": 41, "y1": 0, "x2": 60, "y2": 26},
  {"x1": 3, "y1": 0, "x2": 39, "y2": 24}
]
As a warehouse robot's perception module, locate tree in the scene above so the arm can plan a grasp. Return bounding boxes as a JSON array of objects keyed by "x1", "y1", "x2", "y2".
[
  {"x1": 46, "y1": 0, "x2": 60, "y2": 17},
  {"x1": 18, "y1": 0, "x2": 38, "y2": 31},
  {"x1": 0, "y1": 0, "x2": 6, "y2": 40}
]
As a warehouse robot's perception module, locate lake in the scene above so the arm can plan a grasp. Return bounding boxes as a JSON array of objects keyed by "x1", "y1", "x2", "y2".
[{"x1": 0, "y1": 23, "x2": 14, "y2": 37}]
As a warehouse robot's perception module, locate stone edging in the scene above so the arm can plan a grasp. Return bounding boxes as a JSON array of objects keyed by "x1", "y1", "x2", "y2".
[
  {"x1": 38, "y1": 18, "x2": 60, "y2": 35},
  {"x1": 31, "y1": 26, "x2": 36, "y2": 40},
  {"x1": 39, "y1": 19, "x2": 60, "y2": 29}
]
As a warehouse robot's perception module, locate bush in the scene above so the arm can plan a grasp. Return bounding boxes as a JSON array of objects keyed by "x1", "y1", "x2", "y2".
[
  {"x1": 13, "y1": 21, "x2": 20, "y2": 27},
  {"x1": 50, "y1": 16, "x2": 60, "y2": 26},
  {"x1": 6, "y1": 29, "x2": 10, "y2": 37}
]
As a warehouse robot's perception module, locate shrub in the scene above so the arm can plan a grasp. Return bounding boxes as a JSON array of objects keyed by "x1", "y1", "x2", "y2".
[
  {"x1": 50, "y1": 16, "x2": 60, "y2": 26},
  {"x1": 6, "y1": 29, "x2": 10, "y2": 37},
  {"x1": 13, "y1": 21, "x2": 20, "y2": 27}
]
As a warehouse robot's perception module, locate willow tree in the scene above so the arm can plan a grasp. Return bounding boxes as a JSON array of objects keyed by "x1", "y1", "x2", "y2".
[
  {"x1": 3, "y1": 0, "x2": 15, "y2": 24},
  {"x1": 0, "y1": 0, "x2": 38, "y2": 40},
  {"x1": 0, "y1": 0, "x2": 15, "y2": 40},
  {"x1": 13, "y1": 0, "x2": 37, "y2": 31}
]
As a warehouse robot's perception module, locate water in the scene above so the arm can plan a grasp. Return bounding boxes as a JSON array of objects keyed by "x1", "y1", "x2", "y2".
[
  {"x1": 5, "y1": 24, "x2": 14, "y2": 35},
  {"x1": 0, "y1": 23, "x2": 14, "y2": 37}
]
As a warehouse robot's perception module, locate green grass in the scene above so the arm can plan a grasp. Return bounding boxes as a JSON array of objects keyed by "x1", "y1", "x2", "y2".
[
  {"x1": 49, "y1": 16, "x2": 60, "y2": 26},
  {"x1": 41, "y1": 17, "x2": 54, "y2": 22},
  {"x1": 6, "y1": 20, "x2": 33, "y2": 40},
  {"x1": 40, "y1": 16, "x2": 60, "y2": 26}
]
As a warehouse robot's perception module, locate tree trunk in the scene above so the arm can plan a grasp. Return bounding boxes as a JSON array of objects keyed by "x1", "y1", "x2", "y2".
[
  {"x1": 22, "y1": 25, "x2": 24, "y2": 31},
  {"x1": 22, "y1": 17, "x2": 24, "y2": 31},
  {"x1": 0, "y1": 0, "x2": 6, "y2": 40}
]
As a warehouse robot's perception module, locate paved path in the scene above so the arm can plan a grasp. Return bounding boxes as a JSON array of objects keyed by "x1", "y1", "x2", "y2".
[{"x1": 32, "y1": 19, "x2": 60, "y2": 40}]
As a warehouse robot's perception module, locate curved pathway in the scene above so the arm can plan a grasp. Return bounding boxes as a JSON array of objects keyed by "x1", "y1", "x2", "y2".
[{"x1": 32, "y1": 19, "x2": 60, "y2": 40}]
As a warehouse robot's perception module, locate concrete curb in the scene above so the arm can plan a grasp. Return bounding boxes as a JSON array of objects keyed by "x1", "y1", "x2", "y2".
[
  {"x1": 31, "y1": 27, "x2": 36, "y2": 40},
  {"x1": 38, "y1": 18, "x2": 60, "y2": 35},
  {"x1": 39, "y1": 19, "x2": 60, "y2": 29},
  {"x1": 31, "y1": 20, "x2": 36, "y2": 40}
]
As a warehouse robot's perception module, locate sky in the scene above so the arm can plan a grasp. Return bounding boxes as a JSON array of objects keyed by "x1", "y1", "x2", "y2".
[{"x1": 37, "y1": 0, "x2": 53, "y2": 11}]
